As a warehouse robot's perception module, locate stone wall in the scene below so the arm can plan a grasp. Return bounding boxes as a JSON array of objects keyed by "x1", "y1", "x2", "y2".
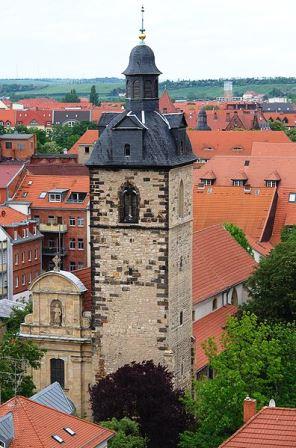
[{"x1": 90, "y1": 165, "x2": 193, "y2": 388}]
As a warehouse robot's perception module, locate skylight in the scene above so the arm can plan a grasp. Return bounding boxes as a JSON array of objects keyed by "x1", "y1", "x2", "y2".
[
  {"x1": 52, "y1": 434, "x2": 64, "y2": 443},
  {"x1": 64, "y1": 427, "x2": 76, "y2": 436},
  {"x1": 39, "y1": 192, "x2": 47, "y2": 199}
]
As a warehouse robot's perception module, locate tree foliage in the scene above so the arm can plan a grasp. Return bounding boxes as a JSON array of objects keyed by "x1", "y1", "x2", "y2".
[
  {"x1": 179, "y1": 314, "x2": 296, "y2": 448},
  {"x1": 63, "y1": 88, "x2": 80, "y2": 102},
  {"x1": 89, "y1": 361, "x2": 192, "y2": 448},
  {"x1": 224, "y1": 223, "x2": 253, "y2": 256},
  {"x1": 241, "y1": 236, "x2": 296, "y2": 322},
  {"x1": 101, "y1": 418, "x2": 148, "y2": 448},
  {"x1": 90, "y1": 85, "x2": 99, "y2": 105},
  {"x1": 0, "y1": 306, "x2": 45, "y2": 402}
]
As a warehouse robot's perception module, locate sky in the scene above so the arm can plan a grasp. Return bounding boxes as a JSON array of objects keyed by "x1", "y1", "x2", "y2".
[{"x1": 1, "y1": 0, "x2": 295, "y2": 80}]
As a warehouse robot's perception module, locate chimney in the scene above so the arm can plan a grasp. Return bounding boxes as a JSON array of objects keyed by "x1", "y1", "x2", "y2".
[{"x1": 243, "y1": 396, "x2": 256, "y2": 423}]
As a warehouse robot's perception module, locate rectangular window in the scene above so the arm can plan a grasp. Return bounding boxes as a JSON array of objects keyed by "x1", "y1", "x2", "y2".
[
  {"x1": 5, "y1": 142, "x2": 12, "y2": 149},
  {"x1": 179, "y1": 311, "x2": 183, "y2": 326},
  {"x1": 22, "y1": 252, "x2": 25, "y2": 263},
  {"x1": 15, "y1": 254, "x2": 19, "y2": 265},
  {"x1": 67, "y1": 192, "x2": 87, "y2": 203},
  {"x1": 78, "y1": 239, "x2": 84, "y2": 250},
  {"x1": 48, "y1": 215, "x2": 55, "y2": 224},
  {"x1": 23, "y1": 229, "x2": 26, "y2": 238},
  {"x1": 232, "y1": 180, "x2": 244, "y2": 187},
  {"x1": 39, "y1": 192, "x2": 47, "y2": 199},
  {"x1": 69, "y1": 239, "x2": 75, "y2": 250},
  {"x1": 28, "y1": 272, "x2": 32, "y2": 284},
  {"x1": 69, "y1": 217, "x2": 75, "y2": 226},
  {"x1": 77, "y1": 217, "x2": 84, "y2": 227},
  {"x1": 33, "y1": 226, "x2": 37, "y2": 235},
  {"x1": 28, "y1": 250, "x2": 32, "y2": 261},
  {"x1": 69, "y1": 261, "x2": 76, "y2": 271},
  {"x1": 266, "y1": 180, "x2": 277, "y2": 188},
  {"x1": 49, "y1": 193, "x2": 62, "y2": 203},
  {"x1": 15, "y1": 276, "x2": 19, "y2": 288},
  {"x1": 78, "y1": 262, "x2": 84, "y2": 269},
  {"x1": 17, "y1": 143, "x2": 25, "y2": 150},
  {"x1": 201, "y1": 179, "x2": 212, "y2": 186},
  {"x1": 22, "y1": 274, "x2": 26, "y2": 286},
  {"x1": 84, "y1": 146, "x2": 90, "y2": 154},
  {"x1": 35, "y1": 249, "x2": 38, "y2": 259},
  {"x1": 14, "y1": 230, "x2": 18, "y2": 240},
  {"x1": 289, "y1": 193, "x2": 296, "y2": 203}
]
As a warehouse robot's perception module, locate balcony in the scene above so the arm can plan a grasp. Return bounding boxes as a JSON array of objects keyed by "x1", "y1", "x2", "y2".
[
  {"x1": 0, "y1": 263, "x2": 7, "y2": 273},
  {"x1": 39, "y1": 223, "x2": 67, "y2": 233},
  {"x1": 43, "y1": 247, "x2": 67, "y2": 257}
]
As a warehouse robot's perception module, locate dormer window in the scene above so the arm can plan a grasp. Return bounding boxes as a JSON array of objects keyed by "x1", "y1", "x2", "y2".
[
  {"x1": 265, "y1": 180, "x2": 277, "y2": 188},
  {"x1": 67, "y1": 192, "x2": 87, "y2": 203},
  {"x1": 124, "y1": 144, "x2": 131, "y2": 157},
  {"x1": 120, "y1": 185, "x2": 139, "y2": 224},
  {"x1": 201, "y1": 179, "x2": 213, "y2": 186},
  {"x1": 232, "y1": 180, "x2": 245, "y2": 187},
  {"x1": 49, "y1": 193, "x2": 62, "y2": 202}
]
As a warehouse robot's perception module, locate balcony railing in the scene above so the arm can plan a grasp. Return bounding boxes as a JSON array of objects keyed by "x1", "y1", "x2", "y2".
[
  {"x1": 43, "y1": 247, "x2": 67, "y2": 257},
  {"x1": 39, "y1": 223, "x2": 67, "y2": 233}
]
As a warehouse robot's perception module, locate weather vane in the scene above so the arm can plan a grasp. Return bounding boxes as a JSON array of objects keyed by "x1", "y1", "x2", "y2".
[{"x1": 139, "y1": 4, "x2": 146, "y2": 43}]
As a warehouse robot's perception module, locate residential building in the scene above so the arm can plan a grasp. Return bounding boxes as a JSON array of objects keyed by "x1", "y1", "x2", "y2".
[
  {"x1": 13, "y1": 171, "x2": 90, "y2": 271},
  {"x1": 0, "y1": 382, "x2": 114, "y2": 447},
  {"x1": 0, "y1": 133, "x2": 37, "y2": 160},
  {"x1": 16, "y1": 109, "x2": 53, "y2": 129},
  {"x1": 0, "y1": 163, "x2": 26, "y2": 203},
  {"x1": 53, "y1": 110, "x2": 91, "y2": 126},
  {"x1": 0, "y1": 109, "x2": 16, "y2": 128},
  {"x1": 68, "y1": 129, "x2": 99, "y2": 164},
  {"x1": 192, "y1": 225, "x2": 257, "y2": 376},
  {"x1": 0, "y1": 206, "x2": 42, "y2": 303},
  {"x1": 159, "y1": 89, "x2": 178, "y2": 113},
  {"x1": 219, "y1": 397, "x2": 296, "y2": 448}
]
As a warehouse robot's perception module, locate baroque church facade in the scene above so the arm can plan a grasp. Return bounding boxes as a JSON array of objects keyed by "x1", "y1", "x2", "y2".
[{"x1": 20, "y1": 36, "x2": 196, "y2": 417}]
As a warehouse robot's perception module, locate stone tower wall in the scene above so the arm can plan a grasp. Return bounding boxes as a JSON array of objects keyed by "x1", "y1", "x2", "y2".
[{"x1": 90, "y1": 165, "x2": 193, "y2": 388}]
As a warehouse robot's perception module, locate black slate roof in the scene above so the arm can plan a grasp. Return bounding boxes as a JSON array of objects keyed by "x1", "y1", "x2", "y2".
[
  {"x1": 123, "y1": 44, "x2": 162, "y2": 76},
  {"x1": 87, "y1": 109, "x2": 196, "y2": 168}
]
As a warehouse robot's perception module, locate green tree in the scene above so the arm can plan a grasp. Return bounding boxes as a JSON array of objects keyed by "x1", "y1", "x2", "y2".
[
  {"x1": 224, "y1": 223, "x2": 253, "y2": 256},
  {"x1": 269, "y1": 120, "x2": 286, "y2": 131},
  {"x1": 90, "y1": 85, "x2": 99, "y2": 106},
  {"x1": 101, "y1": 418, "x2": 148, "y2": 448},
  {"x1": 286, "y1": 128, "x2": 296, "y2": 142},
  {"x1": 179, "y1": 314, "x2": 296, "y2": 448},
  {"x1": 63, "y1": 88, "x2": 80, "y2": 103},
  {"x1": 37, "y1": 141, "x2": 63, "y2": 154},
  {"x1": 0, "y1": 306, "x2": 45, "y2": 402},
  {"x1": 241, "y1": 236, "x2": 296, "y2": 322}
]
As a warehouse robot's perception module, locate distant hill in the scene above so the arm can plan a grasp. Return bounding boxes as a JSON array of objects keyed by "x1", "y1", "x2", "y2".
[{"x1": 0, "y1": 77, "x2": 295, "y2": 101}]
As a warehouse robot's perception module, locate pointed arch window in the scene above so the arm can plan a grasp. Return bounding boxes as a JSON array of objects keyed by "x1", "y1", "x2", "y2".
[
  {"x1": 133, "y1": 80, "x2": 141, "y2": 99},
  {"x1": 178, "y1": 180, "x2": 184, "y2": 218},
  {"x1": 50, "y1": 358, "x2": 65, "y2": 388},
  {"x1": 144, "y1": 80, "x2": 153, "y2": 98},
  {"x1": 120, "y1": 185, "x2": 139, "y2": 223}
]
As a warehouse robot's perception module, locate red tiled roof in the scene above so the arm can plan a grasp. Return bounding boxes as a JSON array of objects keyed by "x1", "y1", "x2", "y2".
[
  {"x1": 270, "y1": 187, "x2": 296, "y2": 245},
  {"x1": 73, "y1": 267, "x2": 92, "y2": 311},
  {"x1": 252, "y1": 142, "x2": 296, "y2": 156},
  {"x1": 16, "y1": 109, "x2": 52, "y2": 127},
  {"x1": 192, "y1": 225, "x2": 257, "y2": 304},
  {"x1": 91, "y1": 103, "x2": 123, "y2": 123},
  {"x1": 68, "y1": 130, "x2": 99, "y2": 155},
  {"x1": 264, "y1": 112, "x2": 296, "y2": 127},
  {"x1": 0, "y1": 206, "x2": 28, "y2": 226},
  {"x1": 159, "y1": 90, "x2": 177, "y2": 113},
  {"x1": 200, "y1": 170, "x2": 216, "y2": 180},
  {"x1": 193, "y1": 304, "x2": 237, "y2": 371},
  {"x1": 14, "y1": 173, "x2": 89, "y2": 209},
  {"x1": 219, "y1": 406, "x2": 296, "y2": 447},
  {"x1": 195, "y1": 155, "x2": 296, "y2": 187},
  {"x1": 18, "y1": 98, "x2": 92, "y2": 111},
  {"x1": 188, "y1": 130, "x2": 290, "y2": 159},
  {"x1": 0, "y1": 395, "x2": 113, "y2": 448},
  {"x1": 0, "y1": 109, "x2": 16, "y2": 126},
  {"x1": 246, "y1": 235, "x2": 274, "y2": 256},
  {"x1": 0, "y1": 164, "x2": 24, "y2": 188},
  {"x1": 193, "y1": 186, "x2": 276, "y2": 241}
]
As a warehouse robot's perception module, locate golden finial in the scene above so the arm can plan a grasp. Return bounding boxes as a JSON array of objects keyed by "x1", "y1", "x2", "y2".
[{"x1": 139, "y1": 5, "x2": 146, "y2": 43}]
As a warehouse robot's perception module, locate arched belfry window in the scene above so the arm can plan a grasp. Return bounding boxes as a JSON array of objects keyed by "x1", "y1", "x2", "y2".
[
  {"x1": 120, "y1": 184, "x2": 139, "y2": 223},
  {"x1": 50, "y1": 358, "x2": 65, "y2": 388},
  {"x1": 127, "y1": 80, "x2": 132, "y2": 99},
  {"x1": 133, "y1": 80, "x2": 141, "y2": 99},
  {"x1": 144, "y1": 80, "x2": 153, "y2": 98},
  {"x1": 178, "y1": 180, "x2": 184, "y2": 218}
]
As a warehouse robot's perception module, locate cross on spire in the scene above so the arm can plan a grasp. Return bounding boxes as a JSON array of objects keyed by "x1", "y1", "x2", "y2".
[{"x1": 139, "y1": 4, "x2": 146, "y2": 43}]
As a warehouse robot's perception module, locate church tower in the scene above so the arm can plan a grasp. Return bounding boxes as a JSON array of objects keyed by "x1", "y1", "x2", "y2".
[{"x1": 87, "y1": 16, "x2": 196, "y2": 388}]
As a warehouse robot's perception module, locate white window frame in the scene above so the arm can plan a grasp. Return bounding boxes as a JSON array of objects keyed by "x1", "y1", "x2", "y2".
[
  {"x1": 22, "y1": 274, "x2": 26, "y2": 286},
  {"x1": 78, "y1": 239, "x2": 84, "y2": 250},
  {"x1": 28, "y1": 250, "x2": 32, "y2": 261},
  {"x1": 289, "y1": 193, "x2": 296, "y2": 203},
  {"x1": 69, "y1": 217, "x2": 75, "y2": 226},
  {"x1": 266, "y1": 180, "x2": 277, "y2": 188},
  {"x1": 15, "y1": 254, "x2": 19, "y2": 265},
  {"x1": 48, "y1": 193, "x2": 62, "y2": 203},
  {"x1": 69, "y1": 239, "x2": 76, "y2": 250},
  {"x1": 15, "y1": 276, "x2": 19, "y2": 288},
  {"x1": 77, "y1": 217, "x2": 84, "y2": 227}
]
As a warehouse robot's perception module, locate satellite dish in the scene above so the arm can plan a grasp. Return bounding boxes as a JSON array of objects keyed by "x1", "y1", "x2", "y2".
[{"x1": 269, "y1": 398, "x2": 276, "y2": 407}]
